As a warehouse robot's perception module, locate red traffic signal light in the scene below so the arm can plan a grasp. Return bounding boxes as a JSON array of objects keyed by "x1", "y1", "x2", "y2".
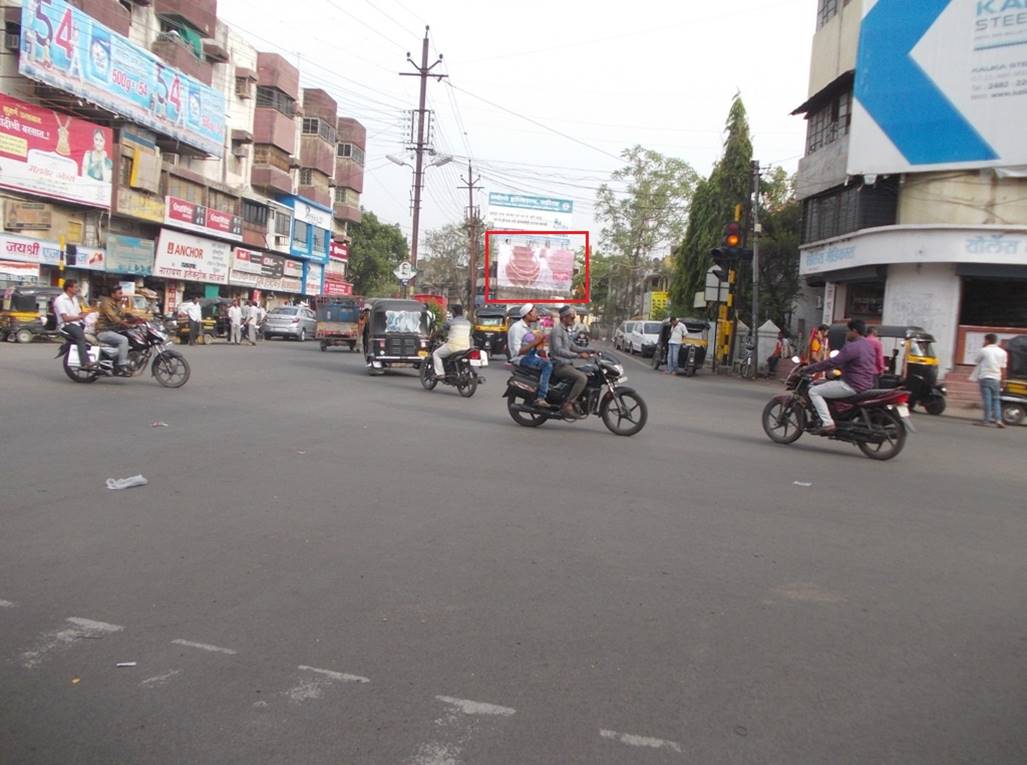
[{"x1": 723, "y1": 222, "x2": 742, "y2": 249}]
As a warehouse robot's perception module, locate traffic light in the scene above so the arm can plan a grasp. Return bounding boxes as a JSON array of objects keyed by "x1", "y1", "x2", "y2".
[{"x1": 723, "y1": 222, "x2": 742, "y2": 249}]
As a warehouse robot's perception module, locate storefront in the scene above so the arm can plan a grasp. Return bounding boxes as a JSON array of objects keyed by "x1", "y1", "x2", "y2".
[
  {"x1": 153, "y1": 228, "x2": 231, "y2": 311},
  {"x1": 228, "y1": 247, "x2": 304, "y2": 305},
  {"x1": 277, "y1": 196, "x2": 330, "y2": 303},
  {"x1": 802, "y1": 226, "x2": 1027, "y2": 378}
]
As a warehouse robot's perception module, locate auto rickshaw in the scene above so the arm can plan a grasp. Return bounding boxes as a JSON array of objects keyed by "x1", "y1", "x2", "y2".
[
  {"x1": 1000, "y1": 335, "x2": 1027, "y2": 426},
  {"x1": 828, "y1": 324, "x2": 948, "y2": 415},
  {"x1": 0, "y1": 285, "x2": 62, "y2": 343},
  {"x1": 472, "y1": 305, "x2": 509, "y2": 358},
  {"x1": 650, "y1": 317, "x2": 711, "y2": 376},
  {"x1": 364, "y1": 298, "x2": 433, "y2": 375},
  {"x1": 315, "y1": 296, "x2": 362, "y2": 352},
  {"x1": 170, "y1": 297, "x2": 231, "y2": 344}
]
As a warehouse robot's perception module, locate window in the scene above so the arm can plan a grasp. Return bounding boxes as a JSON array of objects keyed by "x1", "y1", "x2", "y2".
[
  {"x1": 801, "y1": 178, "x2": 898, "y2": 244},
  {"x1": 252, "y1": 144, "x2": 292, "y2": 172},
  {"x1": 817, "y1": 0, "x2": 838, "y2": 29},
  {"x1": 805, "y1": 90, "x2": 852, "y2": 154},
  {"x1": 302, "y1": 118, "x2": 336, "y2": 143},
  {"x1": 338, "y1": 187, "x2": 360, "y2": 207},
  {"x1": 255, "y1": 86, "x2": 295, "y2": 117},
  {"x1": 337, "y1": 143, "x2": 365, "y2": 166},
  {"x1": 292, "y1": 219, "x2": 310, "y2": 248},
  {"x1": 208, "y1": 189, "x2": 239, "y2": 216},
  {"x1": 273, "y1": 210, "x2": 292, "y2": 236},
  {"x1": 302, "y1": 118, "x2": 319, "y2": 135},
  {"x1": 299, "y1": 168, "x2": 313, "y2": 186},
  {"x1": 316, "y1": 227, "x2": 330, "y2": 252},
  {"x1": 242, "y1": 199, "x2": 268, "y2": 227},
  {"x1": 163, "y1": 173, "x2": 204, "y2": 205}
]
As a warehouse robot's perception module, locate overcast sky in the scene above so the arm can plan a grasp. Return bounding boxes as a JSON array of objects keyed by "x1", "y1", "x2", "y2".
[{"x1": 218, "y1": 0, "x2": 816, "y2": 250}]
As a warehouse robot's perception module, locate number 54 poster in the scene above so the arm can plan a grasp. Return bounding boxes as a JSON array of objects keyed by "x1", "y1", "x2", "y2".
[{"x1": 18, "y1": 0, "x2": 225, "y2": 157}]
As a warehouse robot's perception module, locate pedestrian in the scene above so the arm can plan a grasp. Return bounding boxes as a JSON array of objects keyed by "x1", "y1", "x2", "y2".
[
  {"x1": 970, "y1": 334, "x2": 1008, "y2": 428},
  {"x1": 257, "y1": 301, "x2": 267, "y2": 338},
  {"x1": 807, "y1": 323, "x2": 830, "y2": 380},
  {"x1": 866, "y1": 326, "x2": 887, "y2": 377},
  {"x1": 666, "y1": 317, "x2": 688, "y2": 375},
  {"x1": 179, "y1": 296, "x2": 202, "y2": 346},
  {"x1": 227, "y1": 299, "x2": 242, "y2": 345},
  {"x1": 245, "y1": 301, "x2": 259, "y2": 345},
  {"x1": 767, "y1": 330, "x2": 791, "y2": 377}
]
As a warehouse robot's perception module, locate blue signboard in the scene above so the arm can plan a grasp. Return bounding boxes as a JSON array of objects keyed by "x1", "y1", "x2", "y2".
[{"x1": 106, "y1": 234, "x2": 154, "y2": 275}]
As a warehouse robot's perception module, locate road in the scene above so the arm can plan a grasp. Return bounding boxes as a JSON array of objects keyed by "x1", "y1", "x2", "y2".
[{"x1": 1, "y1": 339, "x2": 1024, "y2": 764}]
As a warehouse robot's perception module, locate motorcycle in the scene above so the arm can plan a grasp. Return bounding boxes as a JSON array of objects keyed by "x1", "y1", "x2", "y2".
[
  {"x1": 761, "y1": 356, "x2": 912, "y2": 460},
  {"x1": 502, "y1": 351, "x2": 647, "y2": 436},
  {"x1": 57, "y1": 320, "x2": 191, "y2": 388},
  {"x1": 420, "y1": 338, "x2": 485, "y2": 398}
]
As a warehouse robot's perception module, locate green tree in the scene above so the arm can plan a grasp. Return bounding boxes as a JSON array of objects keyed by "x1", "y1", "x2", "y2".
[
  {"x1": 670, "y1": 94, "x2": 753, "y2": 313},
  {"x1": 595, "y1": 146, "x2": 698, "y2": 324},
  {"x1": 347, "y1": 210, "x2": 409, "y2": 297},
  {"x1": 418, "y1": 223, "x2": 481, "y2": 307}
]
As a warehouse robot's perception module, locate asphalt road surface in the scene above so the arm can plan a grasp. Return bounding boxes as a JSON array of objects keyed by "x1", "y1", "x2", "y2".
[{"x1": 1, "y1": 340, "x2": 1024, "y2": 764}]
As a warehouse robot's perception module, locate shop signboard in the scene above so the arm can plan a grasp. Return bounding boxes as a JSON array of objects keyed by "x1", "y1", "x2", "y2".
[
  {"x1": 229, "y1": 247, "x2": 302, "y2": 292},
  {"x1": 106, "y1": 234, "x2": 154, "y2": 275},
  {"x1": 116, "y1": 187, "x2": 164, "y2": 223},
  {"x1": 154, "y1": 228, "x2": 230, "y2": 284},
  {"x1": 0, "y1": 259, "x2": 40, "y2": 283},
  {"x1": 19, "y1": 0, "x2": 226, "y2": 157},
  {"x1": 487, "y1": 193, "x2": 573, "y2": 231},
  {"x1": 3, "y1": 200, "x2": 52, "y2": 231},
  {"x1": 66, "y1": 244, "x2": 105, "y2": 270},
  {"x1": 0, "y1": 92, "x2": 113, "y2": 208},
  {"x1": 0, "y1": 232, "x2": 61, "y2": 265},
  {"x1": 329, "y1": 240, "x2": 349, "y2": 261},
  {"x1": 292, "y1": 199, "x2": 333, "y2": 231},
  {"x1": 164, "y1": 196, "x2": 242, "y2": 241},
  {"x1": 322, "y1": 279, "x2": 353, "y2": 296},
  {"x1": 304, "y1": 262, "x2": 323, "y2": 296}
]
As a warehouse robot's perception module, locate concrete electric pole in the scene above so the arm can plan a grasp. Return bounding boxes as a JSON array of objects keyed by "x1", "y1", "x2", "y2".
[{"x1": 458, "y1": 160, "x2": 482, "y2": 318}]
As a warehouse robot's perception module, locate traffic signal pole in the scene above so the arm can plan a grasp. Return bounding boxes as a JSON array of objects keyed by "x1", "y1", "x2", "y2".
[{"x1": 750, "y1": 160, "x2": 761, "y2": 379}]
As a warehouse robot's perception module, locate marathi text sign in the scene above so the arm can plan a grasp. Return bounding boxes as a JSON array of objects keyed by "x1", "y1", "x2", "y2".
[
  {"x1": 487, "y1": 193, "x2": 573, "y2": 231},
  {"x1": 19, "y1": 0, "x2": 226, "y2": 157},
  {"x1": 154, "y1": 228, "x2": 230, "y2": 284},
  {"x1": 107, "y1": 234, "x2": 154, "y2": 275},
  {"x1": 0, "y1": 92, "x2": 112, "y2": 207},
  {"x1": 165, "y1": 196, "x2": 242, "y2": 241},
  {"x1": 229, "y1": 247, "x2": 302, "y2": 292},
  {"x1": 0, "y1": 232, "x2": 61, "y2": 265},
  {"x1": 0, "y1": 259, "x2": 40, "y2": 283}
]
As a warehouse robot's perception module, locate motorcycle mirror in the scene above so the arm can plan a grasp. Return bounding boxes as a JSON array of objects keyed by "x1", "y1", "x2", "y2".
[
  {"x1": 829, "y1": 349, "x2": 840, "y2": 358},
  {"x1": 791, "y1": 355, "x2": 801, "y2": 364}
]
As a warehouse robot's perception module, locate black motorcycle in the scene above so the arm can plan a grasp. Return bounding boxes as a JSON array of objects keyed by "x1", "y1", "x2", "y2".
[
  {"x1": 420, "y1": 338, "x2": 484, "y2": 398},
  {"x1": 57, "y1": 321, "x2": 190, "y2": 388},
  {"x1": 502, "y1": 351, "x2": 647, "y2": 436}
]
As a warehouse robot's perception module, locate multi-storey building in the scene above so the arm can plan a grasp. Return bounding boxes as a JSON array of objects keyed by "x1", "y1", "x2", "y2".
[
  {"x1": 792, "y1": 0, "x2": 1027, "y2": 379},
  {"x1": 0, "y1": 0, "x2": 362, "y2": 312}
]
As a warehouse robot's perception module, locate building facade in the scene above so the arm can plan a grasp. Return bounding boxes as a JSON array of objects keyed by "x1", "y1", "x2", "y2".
[
  {"x1": 0, "y1": 0, "x2": 363, "y2": 311},
  {"x1": 792, "y1": 0, "x2": 1027, "y2": 378}
]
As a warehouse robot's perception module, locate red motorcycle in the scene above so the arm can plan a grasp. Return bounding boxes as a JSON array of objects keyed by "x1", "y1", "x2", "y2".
[{"x1": 762, "y1": 357, "x2": 913, "y2": 460}]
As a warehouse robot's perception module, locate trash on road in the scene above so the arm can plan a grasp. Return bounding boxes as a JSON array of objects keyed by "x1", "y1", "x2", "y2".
[
  {"x1": 116, "y1": 662, "x2": 137, "y2": 668},
  {"x1": 792, "y1": 481, "x2": 813, "y2": 487},
  {"x1": 71, "y1": 677, "x2": 81, "y2": 685},
  {"x1": 151, "y1": 421, "x2": 169, "y2": 428},
  {"x1": 106, "y1": 475, "x2": 148, "y2": 491},
  {"x1": 297, "y1": 450, "x2": 306, "y2": 455}
]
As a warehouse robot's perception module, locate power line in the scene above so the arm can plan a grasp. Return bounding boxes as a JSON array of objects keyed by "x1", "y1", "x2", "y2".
[
  {"x1": 322, "y1": 0, "x2": 408, "y2": 52},
  {"x1": 360, "y1": 0, "x2": 419, "y2": 40}
]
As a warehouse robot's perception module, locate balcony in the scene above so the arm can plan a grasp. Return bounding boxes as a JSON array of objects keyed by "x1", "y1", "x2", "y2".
[
  {"x1": 335, "y1": 159, "x2": 364, "y2": 194},
  {"x1": 337, "y1": 117, "x2": 366, "y2": 149},
  {"x1": 257, "y1": 52, "x2": 300, "y2": 101},
  {"x1": 70, "y1": 0, "x2": 131, "y2": 36},
  {"x1": 300, "y1": 137, "x2": 335, "y2": 177},
  {"x1": 298, "y1": 186, "x2": 331, "y2": 209},
  {"x1": 252, "y1": 166, "x2": 293, "y2": 196},
  {"x1": 152, "y1": 34, "x2": 213, "y2": 86},
  {"x1": 253, "y1": 109, "x2": 296, "y2": 154},
  {"x1": 302, "y1": 89, "x2": 338, "y2": 124},
  {"x1": 242, "y1": 222, "x2": 268, "y2": 249},
  {"x1": 333, "y1": 203, "x2": 362, "y2": 224},
  {"x1": 155, "y1": 0, "x2": 216, "y2": 38}
]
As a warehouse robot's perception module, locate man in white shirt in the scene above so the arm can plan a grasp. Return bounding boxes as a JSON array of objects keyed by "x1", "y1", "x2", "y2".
[
  {"x1": 432, "y1": 304, "x2": 472, "y2": 376},
  {"x1": 178, "y1": 297, "x2": 202, "y2": 346},
  {"x1": 53, "y1": 279, "x2": 95, "y2": 368},
  {"x1": 666, "y1": 317, "x2": 689, "y2": 375},
  {"x1": 245, "y1": 301, "x2": 260, "y2": 345},
  {"x1": 972, "y1": 334, "x2": 1008, "y2": 428},
  {"x1": 227, "y1": 299, "x2": 243, "y2": 345}
]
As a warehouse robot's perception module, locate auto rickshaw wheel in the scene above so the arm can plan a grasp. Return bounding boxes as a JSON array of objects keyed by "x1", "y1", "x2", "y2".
[
  {"x1": 923, "y1": 396, "x2": 946, "y2": 416},
  {"x1": 16, "y1": 328, "x2": 35, "y2": 344},
  {"x1": 1002, "y1": 402, "x2": 1025, "y2": 426},
  {"x1": 202, "y1": 332, "x2": 215, "y2": 345}
]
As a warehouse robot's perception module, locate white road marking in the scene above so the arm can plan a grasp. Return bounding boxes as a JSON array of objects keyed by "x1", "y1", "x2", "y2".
[
  {"x1": 285, "y1": 665, "x2": 371, "y2": 703},
  {"x1": 600, "y1": 729, "x2": 683, "y2": 753},
  {"x1": 0, "y1": 599, "x2": 16, "y2": 608},
  {"x1": 297, "y1": 665, "x2": 370, "y2": 683},
  {"x1": 170, "y1": 639, "x2": 237, "y2": 655},
  {"x1": 141, "y1": 669, "x2": 181, "y2": 688},
  {"x1": 434, "y1": 695, "x2": 516, "y2": 717},
  {"x1": 21, "y1": 617, "x2": 124, "y2": 669}
]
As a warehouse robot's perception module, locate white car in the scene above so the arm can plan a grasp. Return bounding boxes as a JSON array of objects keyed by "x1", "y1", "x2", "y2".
[
  {"x1": 614, "y1": 321, "x2": 636, "y2": 351},
  {"x1": 627, "y1": 321, "x2": 663, "y2": 356}
]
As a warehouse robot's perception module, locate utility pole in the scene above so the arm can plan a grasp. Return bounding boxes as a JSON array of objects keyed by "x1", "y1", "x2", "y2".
[
  {"x1": 458, "y1": 160, "x2": 482, "y2": 318},
  {"x1": 750, "y1": 159, "x2": 761, "y2": 379},
  {"x1": 400, "y1": 27, "x2": 447, "y2": 297}
]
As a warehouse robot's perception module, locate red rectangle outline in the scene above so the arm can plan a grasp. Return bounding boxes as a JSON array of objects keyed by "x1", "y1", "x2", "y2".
[{"x1": 483, "y1": 230, "x2": 590, "y2": 305}]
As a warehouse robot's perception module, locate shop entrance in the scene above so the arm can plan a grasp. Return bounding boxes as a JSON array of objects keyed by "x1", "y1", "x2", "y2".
[
  {"x1": 955, "y1": 275, "x2": 1027, "y2": 366},
  {"x1": 844, "y1": 280, "x2": 885, "y2": 324}
]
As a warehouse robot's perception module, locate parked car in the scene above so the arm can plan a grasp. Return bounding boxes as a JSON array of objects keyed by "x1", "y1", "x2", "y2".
[
  {"x1": 613, "y1": 321, "x2": 636, "y2": 351},
  {"x1": 263, "y1": 305, "x2": 317, "y2": 341},
  {"x1": 628, "y1": 321, "x2": 663, "y2": 356}
]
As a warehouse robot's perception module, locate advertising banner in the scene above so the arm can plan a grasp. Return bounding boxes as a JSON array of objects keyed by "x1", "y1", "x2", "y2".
[
  {"x1": 107, "y1": 234, "x2": 154, "y2": 275},
  {"x1": 229, "y1": 248, "x2": 302, "y2": 292},
  {"x1": 329, "y1": 240, "x2": 349, "y2": 261},
  {"x1": 304, "y1": 262, "x2": 323, "y2": 295},
  {"x1": 3, "y1": 200, "x2": 52, "y2": 231},
  {"x1": 0, "y1": 259, "x2": 40, "y2": 283},
  {"x1": 494, "y1": 236, "x2": 577, "y2": 294},
  {"x1": 292, "y1": 198, "x2": 333, "y2": 231},
  {"x1": 322, "y1": 280, "x2": 353, "y2": 296},
  {"x1": 164, "y1": 196, "x2": 242, "y2": 241},
  {"x1": 66, "y1": 244, "x2": 105, "y2": 270},
  {"x1": 487, "y1": 193, "x2": 574, "y2": 231},
  {"x1": 0, "y1": 92, "x2": 113, "y2": 207},
  {"x1": 0, "y1": 232, "x2": 61, "y2": 265},
  {"x1": 154, "y1": 228, "x2": 230, "y2": 284},
  {"x1": 850, "y1": 0, "x2": 1027, "y2": 174},
  {"x1": 19, "y1": 0, "x2": 226, "y2": 157}
]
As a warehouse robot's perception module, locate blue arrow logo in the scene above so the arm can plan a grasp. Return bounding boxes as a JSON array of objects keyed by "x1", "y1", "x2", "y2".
[{"x1": 855, "y1": 0, "x2": 997, "y2": 165}]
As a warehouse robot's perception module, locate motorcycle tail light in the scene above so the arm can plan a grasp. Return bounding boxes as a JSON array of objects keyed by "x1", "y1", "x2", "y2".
[
  {"x1": 894, "y1": 392, "x2": 910, "y2": 405},
  {"x1": 469, "y1": 349, "x2": 481, "y2": 360}
]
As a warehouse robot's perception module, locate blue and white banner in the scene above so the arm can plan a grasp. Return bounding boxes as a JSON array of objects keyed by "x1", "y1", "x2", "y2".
[
  {"x1": 487, "y1": 193, "x2": 574, "y2": 231},
  {"x1": 849, "y1": 0, "x2": 1027, "y2": 174}
]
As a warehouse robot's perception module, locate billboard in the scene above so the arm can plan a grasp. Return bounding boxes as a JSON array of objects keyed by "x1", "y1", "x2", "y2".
[
  {"x1": 154, "y1": 228, "x2": 230, "y2": 284},
  {"x1": 19, "y1": 0, "x2": 226, "y2": 157},
  {"x1": 484, "y1": 230, "x2": 590, "y2": 304},
  {"x1": 165, "y1": 196, "x2": 242, "y2": 241},
  {"x1": 106, "y1": 234, "x2": 154, "y2": 276},
  {"x1": 229, "y1": 248, "x2": 302, "y2": 292},
  {"x1": 0, "y1": 93, "x2": 112, "y2": 207},
  {"x1": 849, "y1": 0, "x2": 1027, "y2": 175},
  {"x1": 487, "y1": 193, "x2": 574, "y2": 231}
]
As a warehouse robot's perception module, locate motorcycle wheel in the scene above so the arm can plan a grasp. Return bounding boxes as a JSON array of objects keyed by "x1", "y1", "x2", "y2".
[
  {"x1": 420, "y1": 361, "x2": 438, "y2": 390},
  {"x1": 762, "y1": 399, "x2": 805, "y2": 443},
  {"x1": 1002, "y1": 402, "x2": 1025, "y2": 426},
  {"x1": 507, "y1": 393, "x2": 547, "y2": 427},
  {"x1": 923, "y1": 396, "x2": 946, "y2": 416},
  {"x1": 320, "y1": 341, "x2": 328, "y2": 352},
  {"x1": 63, "y1": 356, "x2": 99, "y2": 384},
  {"x1": 152, "y1": 350, "x2": 190, "y2": 388},
  {"x1": 456, "y1": 371, "x2": 477, "y2": 398},
  {"x1": 600, "y1": 387, "x2": 647, "y2": 436},
  {"x1": 857, "y1": 408, "x2": 907, "y2": 461}
]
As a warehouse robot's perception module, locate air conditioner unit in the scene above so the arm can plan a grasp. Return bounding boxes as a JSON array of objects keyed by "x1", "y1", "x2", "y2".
[
  {"x1": 273, "y1": 234, "x2": 289, "y2": 248},
  {"x1": 231, "y1": 145, "x2": 248, "y2": 159}
]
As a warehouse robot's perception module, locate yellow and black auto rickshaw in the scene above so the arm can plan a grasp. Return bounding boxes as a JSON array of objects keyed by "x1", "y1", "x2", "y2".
[
  {"x1": 472, "y1": 305, "x2": 509, "y2": 358},
  {"x1": 651, "y1": 317, "x2": 711, "y2": 376},
  {"x1": 1000, "y1": 335, "x2": 1027, "y2": 426},
  {"x1": 315, "y1": 296, "x2": 362, "y2": 352},
  {"x1": 0, "y1": 285, "x2": 62, "y2": 343},
  {"x1": 364, "y1": 298, "x2": 433, "y2": 375}
]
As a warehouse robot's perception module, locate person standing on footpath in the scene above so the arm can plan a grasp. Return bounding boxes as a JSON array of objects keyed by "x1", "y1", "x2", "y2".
[
  {"x1": 227, "y1": 299, "x2": 243, "y2": 345},
  {"x1": 971, "y1": 334, "x2": 1008, "y2": 428},
  {"x1": 244, "y1": 301, "x2": 259, "y2": 345},
  {"x1": 178, "y1": 296, "x2": 202, "y2": 346},
  {"x1": 666, "y1": 317, "x2": 688, "y2": 375}
]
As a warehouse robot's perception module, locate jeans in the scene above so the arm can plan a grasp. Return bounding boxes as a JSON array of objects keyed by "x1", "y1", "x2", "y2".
[
  {"x1": 97, "y1": 330, "x2": 130, "y2": 366},
  {"x1": 520, "y1": 355, "x2": 553, "y2": 398},
  {"x1": 230, "y1": 323, "x2": 241, "y2": 344},
  {"x1": 62, "y1": 323, "x2": 91, "y2": 365},
  {"x1": 553, "y1": 363, "x2": 588, "y2": 402},
  {"x1": 979, "y1": 378, "x2": 1001, "y2": 423},
  {"x1": 667, "y1": 342, "x2": 681, "y2": 373},
  {"x1": 808, "y1": 379, "x2": 856, "y2": 428}
]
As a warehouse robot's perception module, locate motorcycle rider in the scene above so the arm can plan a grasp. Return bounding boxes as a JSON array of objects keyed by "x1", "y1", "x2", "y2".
[
  {"x1": 549, "y1": 304, "x2": 592, "y2": 419},
  {"x1": 804, "y1": 319, "x2": 879, "y2": 434},
  {"x1": 96, "y1": 284, "x2": 134, "y2": 375},
  {"x1": 432, "y1": 304, "x2": 472, "y2": 379},
  {"x1": 507, "y1": 303, "x2": 553, "y2": 408},
  {"x1": 53, "y1": 279, "x2": 95, "y2": 369}
]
